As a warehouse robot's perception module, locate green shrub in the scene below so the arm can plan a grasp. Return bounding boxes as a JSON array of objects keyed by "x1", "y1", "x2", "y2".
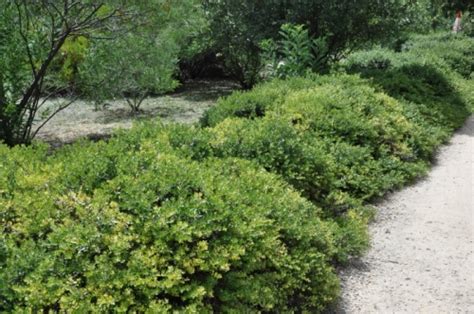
[
  {"x1": 201, "y1": 76, "x2": 318, "y2": 127},
  {"x1": 205, "y1": 117, "x2": 336, "y2": 203},
  {"x1": 285, "y1": 81, "x2": 441, "y2": 162},
  {"x1": 202, "y1": 74, "x2": 367, "y2": 127},
  {"x1": 0, "y1": 143, "x2": 49, "y2": 200},
  {"x1": 402, "y1": 33, "x2": 474, "y2": 78},
  {"x1": 276, "y1": 84, "x2": 416, "y2": 158},
  {"x1": 365, "y1": 64, "x2": 470, "y2": 129},
  {"x1": 47, "y1": 122, "x2": 213, "y2": 195},
  {"x1": 343, "y1": 33, "x2": 474, "y2": 79},
  {"x1": 340, "y1": 47, "x2": 395, "y2": 73},
  {"x1": 343, "y1": 34, "x2": 472, "y2": 131},
  {"x1": 204, "y1": 78, "x2": 431, "y2": 201},
  {"x1": 166, "y1": 117, "x2": 372, "y2": 262},
  {"x1": 0, "y1": 147, "x2": 343, "y2": 312}
]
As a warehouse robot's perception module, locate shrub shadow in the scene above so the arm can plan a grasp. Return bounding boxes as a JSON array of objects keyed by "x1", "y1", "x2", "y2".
[{"x1": 172, "y1": 79, "x2": 240, "y2": 102}]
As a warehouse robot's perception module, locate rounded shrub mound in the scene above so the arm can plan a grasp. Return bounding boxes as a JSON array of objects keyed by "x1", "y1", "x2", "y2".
[
  {"x1": 201, "y1": 74, "x2": 369, "y2": 128},
  {"x1": 201, "y1": 76, "x2": 319, "y2": 127},
  {"x1": 276, "y1": 83, "x2": 417, "y2": 159},
  {"x1": 402, "y1": 33, "x2": 474, "y2": 78},
  {"x1": 367, "y1": 62, "x2": 470, "y2": 130},
  {"x1": 199, "y1": 117, "x2": 372, "y2": 262},
  {"x1": 205, "y1": 117, "x2": 336, "y2": 203},
  {"x1": 0, "y1": 149, "x2": 340, "y2": 312},
  {"x1": 270, "y1": 83, "x2": 430, "y2": 199},
  {"x1": 341, "y1": 33, "x2": 472, "y2": 131}
]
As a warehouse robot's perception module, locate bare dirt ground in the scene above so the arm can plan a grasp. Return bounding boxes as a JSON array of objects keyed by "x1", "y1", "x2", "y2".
[
  {"x1": 337, "y1": 115, "x2": 474, "y2": 313},
  {"x1": 34, "y1": 80, "x2": 239, "y2": 146}
]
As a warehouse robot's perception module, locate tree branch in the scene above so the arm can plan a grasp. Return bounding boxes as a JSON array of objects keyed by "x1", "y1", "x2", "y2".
[
  {"x1": 15, "y1": 1, "x2": 37, "y2": 77},
  {"x1": 31, "y1": 96, "x2": 79, "y2": 139}
]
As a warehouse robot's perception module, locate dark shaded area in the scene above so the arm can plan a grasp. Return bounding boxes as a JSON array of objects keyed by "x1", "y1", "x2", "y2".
[
  {"x1": 44, "y1": 132, "x2": 112, "y2": 153},
  {"x1": 178, "y1": 51, "x2": 229, "y2": 82},
  {"x1": 233, "y1": 105, "x2": 266, "y2": 119},
  {"x1": 172, "y1": 79, "x2": 240, "y2": 102}
]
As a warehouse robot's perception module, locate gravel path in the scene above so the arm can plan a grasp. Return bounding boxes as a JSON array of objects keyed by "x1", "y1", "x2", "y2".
[{"x1": 338, "y1": 116, "x2": 474, "y2": 313}]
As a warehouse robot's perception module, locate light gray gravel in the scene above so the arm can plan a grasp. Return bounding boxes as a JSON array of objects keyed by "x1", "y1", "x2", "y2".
[
  {"x1": 33, "y1": 80, "x2": 238, "y2": 145},
  {"x1": 338, "y1": 116, "x2": 474, "y2": 313}
]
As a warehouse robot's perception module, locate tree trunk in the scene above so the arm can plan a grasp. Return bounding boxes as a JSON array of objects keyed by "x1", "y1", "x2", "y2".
[{"x1": 0, "y1": 74, "x2": 13, "y2": 146}]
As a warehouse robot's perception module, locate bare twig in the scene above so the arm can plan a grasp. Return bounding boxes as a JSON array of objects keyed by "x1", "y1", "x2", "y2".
[{"x1": 31, "y1": 95, "x2": 80, "y2": 139}]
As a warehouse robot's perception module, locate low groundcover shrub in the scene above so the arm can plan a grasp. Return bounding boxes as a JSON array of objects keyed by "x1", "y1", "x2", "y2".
[{"x1": 1, "y1": 151, "x2": 342, "y2": 312}]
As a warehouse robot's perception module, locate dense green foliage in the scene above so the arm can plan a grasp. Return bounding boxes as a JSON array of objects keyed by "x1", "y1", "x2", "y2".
[
  {"x1": 199, "y1": 0, "x2": 474, "y2": 87},
  {"x1": 196, "y1": 0, "x2": 400, "y2": 88},
  {"x1": 80, "y1": 1, "x2": 205, "y2": 112},
  {"x1": 401, "y1": 33, "x2": 474, "y2": 78},
  {"x1": 201, "y1": 79, "x2": 422, "y2": 202},
  {"x1": 0, "y1": 143, "x2": 345, "y2": 311},
  {"x1": 1, "y1": 16, "x2": 473, "y2": 314},
  {"x1": 342, "y1": 33, "x2": 473, "y2": 125},
  {"x1": 261, "y1": 24, "x2": 329, "y2": 79}
]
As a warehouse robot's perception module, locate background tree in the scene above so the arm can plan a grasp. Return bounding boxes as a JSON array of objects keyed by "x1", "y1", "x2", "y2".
[
  {"x1": 200, "y1": 0, "x2": 447, "y2": 88},
  {"x1": 80, "y1": 0, "x2": 205, "y2": 113},
  {"x1": 0, "y1": 1, "x2": 124, "y2": 146},
  {"x1": 0, "y1": 0, "x2": 206, "y2": 145},
  {"x1": 80, "y1": 34, "x2": 179, "y2": 113},
  {"x1": 202, "y1": 1, "x2": 275, "y2": 88}
]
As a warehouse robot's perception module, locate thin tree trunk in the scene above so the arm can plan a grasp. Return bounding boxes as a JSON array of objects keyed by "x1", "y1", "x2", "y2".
[{"x1": 0, "y1": 74, "x2": 14, "y2": 146}]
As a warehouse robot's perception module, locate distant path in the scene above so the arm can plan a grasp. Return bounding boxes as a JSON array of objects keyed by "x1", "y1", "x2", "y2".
[{"x1": 338, "y1": 116, "x2": 474, "y2": 313}]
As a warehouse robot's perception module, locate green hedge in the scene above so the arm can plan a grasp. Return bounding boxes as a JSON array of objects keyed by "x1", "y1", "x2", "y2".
[{"x1": 343, "y1": 33, "x2": 474, "y2": 79}]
